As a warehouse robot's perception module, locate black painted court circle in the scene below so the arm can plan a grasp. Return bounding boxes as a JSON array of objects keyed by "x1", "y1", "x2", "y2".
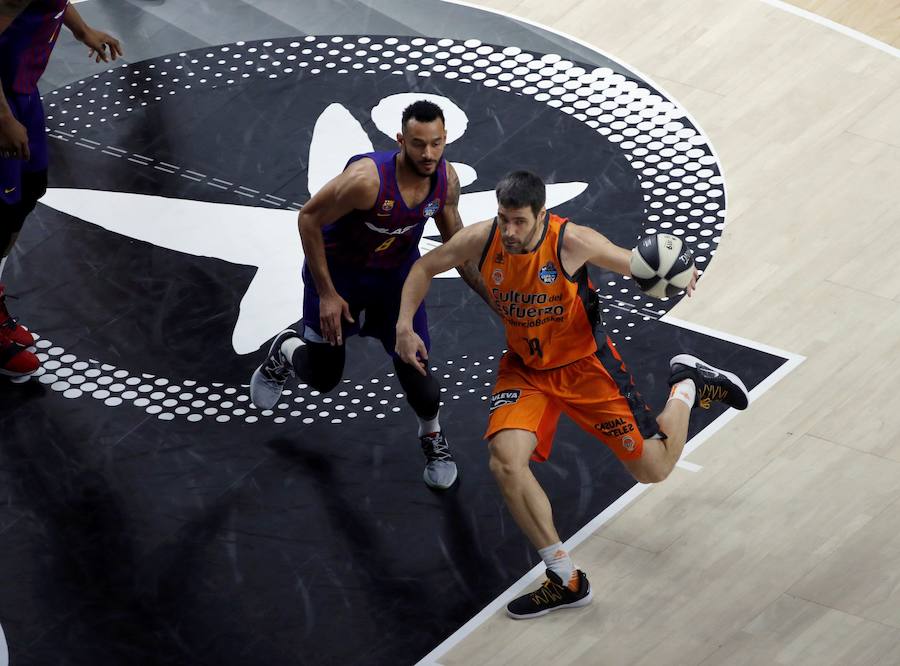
[{"x1": 32, "y1": 35, "x2": 727, "y2": 423}]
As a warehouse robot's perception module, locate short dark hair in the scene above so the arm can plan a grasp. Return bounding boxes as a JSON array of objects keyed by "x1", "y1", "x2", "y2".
[
  {"x1": 401, "y1": 100, "x2": 445, "y2": 131},
  {"x1": 495, "y1": 170, "x2": 546, "y2": 216}
]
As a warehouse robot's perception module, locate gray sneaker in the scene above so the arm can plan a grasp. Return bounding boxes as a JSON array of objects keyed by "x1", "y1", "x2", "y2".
[
  {"x1": 420, "y1": 431, "x2": 458, "y2": 490},
  {"x1": 250, "y1": 329, "x2": 298, "y2": 410}
]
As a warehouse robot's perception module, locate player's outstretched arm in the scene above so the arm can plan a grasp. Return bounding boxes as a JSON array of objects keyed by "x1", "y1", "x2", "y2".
[
  {"x1": 563, "y1": 222, "x2": 699, "y2": 295},
  {"x1": 396, "y1": 220, "x2": 493, "y2": 374},
  {"x1": 561, "y1": 222, "x2": 633, "y2": 276},
  {"x1": 299, "y1": 159, "x2": 378, "y2": 345},
  {"x1": 434, "y1": 165, "x2": 496, "y2": 312}
]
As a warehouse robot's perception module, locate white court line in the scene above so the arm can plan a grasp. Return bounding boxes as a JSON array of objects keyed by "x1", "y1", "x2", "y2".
[
  {"x1": 676, "y1": 460, "x2": 703, "y2": 473},
  {"x1": 660, "y1": 316, "x2": 805, "y2": 460},
  {"x1": 416, "y1": 317, "x2": 803, "y2": 665},
  {"x1": 420, "y1": 483, "x2": 652, "y2": 666},
  {"x1": 661, "y1": 315, "x2": 807, "y2": 362},
  {"x1": 757, "y1": 0, "x2": 899, "y2": 59},
  {"x1": 438, "y1": 0, "x2": 898, "y2": 64}
]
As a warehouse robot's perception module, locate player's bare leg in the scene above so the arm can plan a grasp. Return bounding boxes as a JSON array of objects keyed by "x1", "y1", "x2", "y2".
[
  {"x1": 489, "y1": 428, "x2": 593, "y2": 619},
  {"x1": 623, "y1": 354, "x2": 750, "y2": 484}
]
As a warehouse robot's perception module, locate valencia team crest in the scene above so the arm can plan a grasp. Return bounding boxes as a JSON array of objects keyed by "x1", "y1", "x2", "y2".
[{"x1": 539, "y1": 261, "x2": 558, "y2": 284}]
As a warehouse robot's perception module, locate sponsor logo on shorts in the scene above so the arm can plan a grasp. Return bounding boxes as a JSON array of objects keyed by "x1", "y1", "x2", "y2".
[
  {"x1": 423, "y1": 199, "x2": 441, "y2": 217},
  {"x1": 492, "y1": 268, "x2": 504, "y2": 285},
  {"x1": 594, "y1": 416, "x2": 635, "y2": 438},
  {"x1": 490, "y1": 389, "x2": 521, "y2": 412},
  {"x1": 539, "y1": 261, "x2": 558, "y2": 284}
]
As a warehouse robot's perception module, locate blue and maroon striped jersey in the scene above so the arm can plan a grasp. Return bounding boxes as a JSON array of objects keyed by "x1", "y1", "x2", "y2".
[
  {"x1": 321, "y1": 150, "x2": 448, "y2": 270},
  {"x1": 0, "y1": 0, "x2": 69, "y2": 94}
]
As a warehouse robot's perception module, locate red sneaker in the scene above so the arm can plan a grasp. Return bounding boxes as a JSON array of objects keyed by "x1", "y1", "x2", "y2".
[
  {"x1": 0, "y1": 284, "x2": 35, "y2": 347},
  {"x1": 0, "y1": 330, "x2": 39, "y2": 378}
]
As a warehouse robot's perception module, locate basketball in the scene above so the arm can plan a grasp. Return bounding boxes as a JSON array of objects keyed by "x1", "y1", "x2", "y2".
[{"x1": 629, "y1": 233, "x2": 695, "y2": 298}]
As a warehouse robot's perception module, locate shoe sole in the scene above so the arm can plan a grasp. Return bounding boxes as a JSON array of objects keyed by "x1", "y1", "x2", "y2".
[
  {"x1": 670, "y1": 353, "x2": 750, "y2": 410},
  {"x1": 506, "y1": 588, "x2": 594, "y2": 620},
  {"x1": 0, "y1": 368, "x2": 38, "y2": 380},
  {"x1": 249, "y1": 329, "x2": 297, "y2": 410},
  {"x1": 5, "y1": 372, "x2": 36, "y2": 384},
  {"x1": 423, "y1": 465, "x2": 458, "y2": 490}
]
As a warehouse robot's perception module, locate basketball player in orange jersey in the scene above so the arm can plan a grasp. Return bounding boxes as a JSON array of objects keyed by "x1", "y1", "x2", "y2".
[{"x1": 396, "y1": 170, "x2": 749, "y2": 619}]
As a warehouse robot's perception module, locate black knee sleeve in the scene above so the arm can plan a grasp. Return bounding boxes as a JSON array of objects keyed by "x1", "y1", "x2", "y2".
[
  {"x1": 393, "y1": 358, "x2": 441, "y2": 419},
  {"x1": 0, "y1": 222, "x2": 14, "y2": 257},
  {"x1": 1, "y1": 200, "x2": 33, "y2": 238},
  {"x1": 292, "y1": 341, "x2": 345, "y2": 393},
  {"x1": 2, "y1": 169, "x2": 46, "y2": 237},
  {"x1": 22, "y1": 169, "x2": 47, "y2": 207}
]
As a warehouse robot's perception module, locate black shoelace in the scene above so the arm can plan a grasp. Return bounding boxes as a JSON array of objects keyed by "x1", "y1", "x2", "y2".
[
  {"x1": 262, "y1": 352, "x2": 292, "y2": 383},
  {"x1": 421, "y1": 433, "x2": 451, "y2": 462}
]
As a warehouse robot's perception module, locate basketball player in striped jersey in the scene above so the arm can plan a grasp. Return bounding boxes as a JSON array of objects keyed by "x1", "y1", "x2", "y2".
[
  {"x1": 0, "y1": 0, "x2": 121, "y2": 378},
  {"x1": 396, "y1": 170, "x2": 749, "y2": 618},
  {"x1": 250, "y1": 101, "x2": 494, "y2": 490}
]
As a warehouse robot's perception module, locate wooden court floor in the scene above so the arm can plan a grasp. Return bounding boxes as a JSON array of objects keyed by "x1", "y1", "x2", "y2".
[{"x1": 441, "y1": 1, "x2": 900, "y2": 664}]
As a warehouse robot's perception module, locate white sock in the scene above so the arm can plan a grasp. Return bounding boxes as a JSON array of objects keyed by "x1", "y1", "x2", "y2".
[
  {"x1": 417, "y1": 411, "x2": 440, "y2": 437},
  {"x1": 0, "y1": 256, "x2": 7, "y2": 280},
  {"x1": 538, "y1": 542, "x2": 576, "y2": 588},
  {"x1": 668, "y1": 378, "x2": 696, "y2": 408},
  {"x1": 280, "y1": 336, "x2": 304, "y2": 366}
]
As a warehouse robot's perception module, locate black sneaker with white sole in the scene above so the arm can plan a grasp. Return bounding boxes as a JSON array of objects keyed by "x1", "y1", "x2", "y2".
[
  {"x1": 507, "y1": 569, "x2": 592, "y2": 620},
  {"x1": 250, "y1": 329, "x2": 298, "y2": 410},
  {"x1": 669, "y1": 354, "x2": 750, "y2": 410}
]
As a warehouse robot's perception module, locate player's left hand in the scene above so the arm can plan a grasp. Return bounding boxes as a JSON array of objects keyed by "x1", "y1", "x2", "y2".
[
  {"x1": 395, "y1": 327, "x2": 428, "y2": 376},
  {"x1": 686, "y1": 266, "x2": 700, "y2": 297},
  {"x1": 78, "y1": 28, "x2": 123, "y2": 63}
]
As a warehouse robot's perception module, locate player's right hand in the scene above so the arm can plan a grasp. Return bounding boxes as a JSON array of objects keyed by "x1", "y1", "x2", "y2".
[
  {"x1": 0, "y1": 114, "x2": 30, "y2": 161},
  {"x1": 395, "y1": 327, "x2": 428, "y2": 376},
  {"x1": 319, "y1": 292, "x2": 354, "y2": 346}
]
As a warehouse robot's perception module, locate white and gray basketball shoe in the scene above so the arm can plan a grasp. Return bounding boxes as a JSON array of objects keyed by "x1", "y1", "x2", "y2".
[
  {"x1": 420, "y1": 431, "x2": 458, "y2": 490},
  {"x1": 250, "y1": 329, "x2": 299, "y2": 410}
]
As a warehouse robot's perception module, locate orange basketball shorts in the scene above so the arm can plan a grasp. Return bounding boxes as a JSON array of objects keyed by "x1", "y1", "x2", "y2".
[{"x1": 484, "y1": 335, "x2": 660, "y2": 462}]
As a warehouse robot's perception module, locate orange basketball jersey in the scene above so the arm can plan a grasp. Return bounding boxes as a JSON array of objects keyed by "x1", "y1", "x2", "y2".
[{"x1": 478, "y1": 214, "x2": 600, "y2": 369}]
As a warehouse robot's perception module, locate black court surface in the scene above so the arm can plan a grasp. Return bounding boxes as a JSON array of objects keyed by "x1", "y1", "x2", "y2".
[{"x1": 0, "y1": 3, "x2": 800, "y2": 664}]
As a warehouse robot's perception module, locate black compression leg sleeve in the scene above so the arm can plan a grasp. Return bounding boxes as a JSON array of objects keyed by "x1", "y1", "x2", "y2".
[
  {"x1": 291, "y1": 340, "x2": 345, "y2": 393},
  {"x1": 1, "y1": 170, "x2": 47, "y2": 255},
  {"x1": 393, "y1": 357, "x2": 441, "y2": 419}
]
